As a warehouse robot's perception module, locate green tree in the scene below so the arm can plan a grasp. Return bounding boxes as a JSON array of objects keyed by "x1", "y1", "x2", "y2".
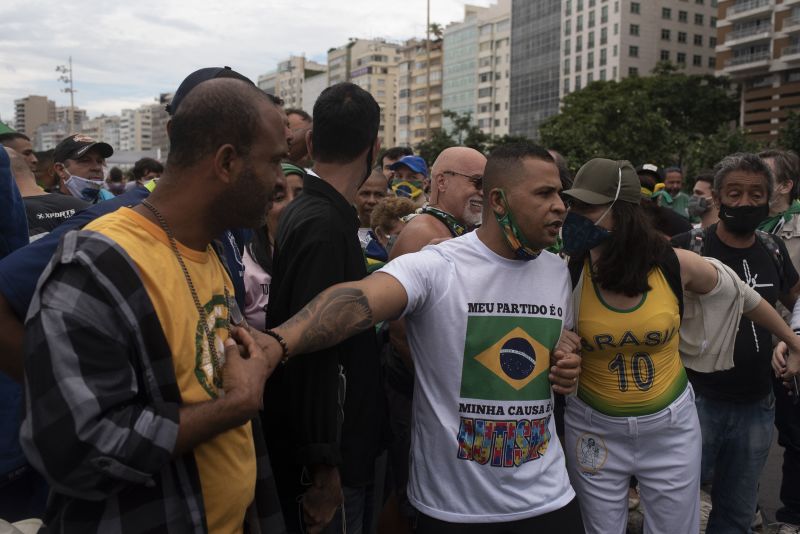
[
  {"x1": 428, "y1": 22, "x2": 444, "y2": 40},
  {"x1": 539, "y1": 65, "x2": 738, "y2": 172},
  {"x1": 683, "y1": 125, "x2": 762, "y2": 178},
  {"x1": 778, "y1": 111, "x2": 800, "y2": 154}
]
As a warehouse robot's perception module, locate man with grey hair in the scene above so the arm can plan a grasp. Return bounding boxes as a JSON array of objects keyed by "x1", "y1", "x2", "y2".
[
  {"x1": 672, "y1": 152, "x2": 800, "y2": 533},
  {"x1": 757, "y1": 148, "x2": 800, "y2": 532}
]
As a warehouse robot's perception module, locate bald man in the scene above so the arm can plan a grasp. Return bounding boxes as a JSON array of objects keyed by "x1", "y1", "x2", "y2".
[{"x1": 5, "y1": 147, "x2": 88, "y2": 240}]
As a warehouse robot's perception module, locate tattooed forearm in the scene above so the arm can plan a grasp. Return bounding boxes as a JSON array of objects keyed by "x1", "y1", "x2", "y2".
[{"x1": 278, "y1": 286, "x2": 374, "y2": 356}]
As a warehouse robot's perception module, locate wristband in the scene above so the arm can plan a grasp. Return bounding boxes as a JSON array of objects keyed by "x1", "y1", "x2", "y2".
[{"x1": 264, "y1": 329, "x2": 290, "y2": 364}]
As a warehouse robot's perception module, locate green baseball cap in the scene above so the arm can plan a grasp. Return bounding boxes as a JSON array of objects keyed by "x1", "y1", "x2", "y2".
[{"x1": 562, "y1": 158, "x2": 641, "y2": 205}]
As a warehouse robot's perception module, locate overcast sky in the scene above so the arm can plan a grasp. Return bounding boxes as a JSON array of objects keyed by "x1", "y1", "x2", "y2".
[{"x1": 0, "y1": 0, "x2": 495, "y2": 124}]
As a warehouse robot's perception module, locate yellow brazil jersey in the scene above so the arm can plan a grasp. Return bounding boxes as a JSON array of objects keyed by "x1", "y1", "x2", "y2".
[
  {"x1": 577, "y1": 261, "x2": 687, "y2": 417},
  {"x1": 85, "y1": 207, "x2": 255, "y2": 533}
]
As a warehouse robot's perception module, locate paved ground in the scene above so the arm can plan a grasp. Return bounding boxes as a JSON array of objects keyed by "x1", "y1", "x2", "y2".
[{"x1": 759, "y1": 431, "x2": 784, "y2": 531}]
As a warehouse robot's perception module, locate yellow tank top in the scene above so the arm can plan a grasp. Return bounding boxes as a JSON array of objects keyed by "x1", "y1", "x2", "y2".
[
  {"x1": 85, "y1": 208, "x2": 255, "y2": 533},
  {"x1": 577, "y1": 261, "x2": 687, "y2": 416}
]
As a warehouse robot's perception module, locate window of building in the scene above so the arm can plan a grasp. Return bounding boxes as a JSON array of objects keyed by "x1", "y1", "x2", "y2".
[
  {"x1": 629, "y1": 66, "x2": 639, "y2": 77},
  {"x1": 629, "y1": 45, "x2": 639, "y2": 57},
  {"x1": 600, "y1": 47, "x2": 607, "y2": 65},
  {"x1": 588, "y1": 72, "x2": 594, "y2": 83},
  {"x1": 565, "y1": 19, "x2": 571, "y2": 36},
  {"x1": 693, "y1": 55, "x2": 702, "y2": 66},
  {"x1": 589, "y1": 11, "x2": 596, "y2": 27},
  {"x1": 577, "y1": 0, "x2": 583, "y2": 10},
  {"x1": 678, "y1": 31, "x2": 687, "y2": 43},
  {"x1": 565, "y1": 39, "x2": 571, "y2": 54},
  {"x1": 631, "y1": 2, "x2": 640, "y2": 14},
  {"x1": 695, "y1": 0, "x2": 703, "y2": 3},
  {"x1": 495, "y1": 103, "x2": 501, "y2": 111},
  {"x1": 694, "y1": 34, "x2": 703, "y2": 46},
  {"x1": 601, "y1": 27, "x2": 608, "y2": 44},
  {"x1": 710, "y1": 36, "x2": 717, "y2": 48},
  {"x1": 661, "y1": 50, "x2": 670, "y2": 61},
  {"x1": 695, "y1": 13, "x2": 703, "y2": 25},
  {"x1": 601, "y1": 5, "x2": 608, "y2": 22},
  {"x1": 677, "y1": 52, "x2": 686, "y2": 64},
  {"x1": 589, "y1": 0, "x2": 595, "y2": 6},
  {"x1": 679, "y1": 10, "x2": 688, "y2": 22},
  {"x1": 600, "y1": 69, "x2": 607, "y2": 80},
  {"x1": 662, "y1": 7, "x2": 672, "y2": 19},
  {"x1": 630, "y1": 24, "x2": 640, "y2": 36},
  {"x1": 662, "y1": 29, "x2": 671, "y2": 40},
  {"x1": 587, "y1": 51, "x2": 595, "y2": 68},
  {"x1": 708, "y1": 56, "x2": 716, "y2": 68},
  {"x1": 613, "y1": 44, "x2": 618, "y2": 57},
  {"x1": 564, "y1": 77, "x2": 570, "y2": 94},
  {"x1": 710, "y1": 16, "x2": 717, "y2": 28},
  {"x1": 588, "y1": 31, "x2": 595, "y2": 48},
  {"x1": 576, "y1": 35, "x2": 583, "y2": 52},
  {"x1": 478, "y1": 87, "x2": 493, "y2": 98},
  {"x1": 577, "y1": 14, "x2": 583, "y2": 31},
  {"x1": 566, "y1": 0, "x2": 572, "y2": 15},
  {"x1": 575, "y1": 74, "x2": 582, "y2": 90},
  {"x1": 576, "y1": 55, "x2": 582, "y2": 71},
  {"x1": 614, "y1": 22, "x2": 619, "y2": 35}
]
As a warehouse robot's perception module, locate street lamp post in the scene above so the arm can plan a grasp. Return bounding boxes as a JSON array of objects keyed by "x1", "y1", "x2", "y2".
[{"x1": 56, "y1": 56, "x2": 76, "y2": 132}]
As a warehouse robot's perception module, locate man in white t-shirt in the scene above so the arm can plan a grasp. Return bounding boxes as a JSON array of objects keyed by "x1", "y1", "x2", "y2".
[{"x1": 254, "y1": 143, "x2": 584, "y2": 533}]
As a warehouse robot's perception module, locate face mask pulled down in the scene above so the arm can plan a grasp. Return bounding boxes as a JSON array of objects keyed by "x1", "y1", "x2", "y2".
[
  {"x1": 65, "y1": 175, "x2": 103, "y2": 202},
  {"x1": 493, "y1": 190, "x2": 542, "y2": 261}
]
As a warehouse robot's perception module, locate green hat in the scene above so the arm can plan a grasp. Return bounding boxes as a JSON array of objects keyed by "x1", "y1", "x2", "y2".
[
  {"x1": 562, "y1": 158, "x2": 640, "y2": 205},
  {"x1": 281, "y1": 162, "x2": 305, "y2": 177}
]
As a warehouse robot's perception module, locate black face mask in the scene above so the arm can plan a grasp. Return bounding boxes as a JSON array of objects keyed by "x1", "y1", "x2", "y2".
[{"x1": 718, "y1": 203, "x2": 769, "y2": 235}]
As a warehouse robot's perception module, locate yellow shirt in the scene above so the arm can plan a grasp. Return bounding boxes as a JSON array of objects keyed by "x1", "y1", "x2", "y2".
[
  {"x1": 85, "y1": 208, "x2": 255, "y2": 533},
  {"x1": 577, "y1": 261, "x2": 687, "y2": 416}
]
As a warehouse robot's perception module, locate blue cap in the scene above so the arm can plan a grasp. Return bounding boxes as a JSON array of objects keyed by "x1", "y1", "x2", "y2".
[{"x1": 389, "y1": 155, "x2": 428, "y2": 178}]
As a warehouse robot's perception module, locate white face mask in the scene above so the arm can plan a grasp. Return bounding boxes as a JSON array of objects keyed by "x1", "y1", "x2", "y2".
[{"x1": 64, "y1": 175, "x2": 103, "y2": 202}]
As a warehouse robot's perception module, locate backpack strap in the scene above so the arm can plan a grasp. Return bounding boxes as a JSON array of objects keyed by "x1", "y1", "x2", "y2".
[
  {"x1": 688, "y1": 226, "x2": 705, "y2": 256},
  {"x1": 755, "y1": 229, "x2": 785, "y2": 282}
]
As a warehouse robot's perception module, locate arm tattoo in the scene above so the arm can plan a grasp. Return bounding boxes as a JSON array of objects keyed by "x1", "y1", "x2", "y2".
[{"x1": 281, "y1": 287, "x2": 374, "y2": 355}]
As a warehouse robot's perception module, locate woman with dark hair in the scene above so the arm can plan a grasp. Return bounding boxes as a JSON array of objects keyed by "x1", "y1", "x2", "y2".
[
  {"x1": 559, "y1": 158, "x2": 800, "y2": 534},
  {"x1": 242, "y1": 163, "x2": 304, "y2": 331}
]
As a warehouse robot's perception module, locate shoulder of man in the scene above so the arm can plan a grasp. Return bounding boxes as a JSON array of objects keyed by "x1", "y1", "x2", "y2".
[{"x1": 389, "y1": 213, "x2": 452, "y2": 260}]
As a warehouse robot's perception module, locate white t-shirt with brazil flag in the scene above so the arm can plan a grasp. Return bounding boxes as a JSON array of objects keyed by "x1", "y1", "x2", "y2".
[{"x1": 379, "y1": 231, "x2": 574, "y2": 523}]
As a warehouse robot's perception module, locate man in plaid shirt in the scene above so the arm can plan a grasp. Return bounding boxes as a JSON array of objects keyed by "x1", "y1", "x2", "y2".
[{"x1": 20, "y1": 73, "x2": 288, "y2": 533}]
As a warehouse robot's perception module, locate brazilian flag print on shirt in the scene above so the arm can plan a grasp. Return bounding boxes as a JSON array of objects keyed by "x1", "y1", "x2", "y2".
[{"x1": 460, "y1": 315, "x2": 562, "y2": 401}]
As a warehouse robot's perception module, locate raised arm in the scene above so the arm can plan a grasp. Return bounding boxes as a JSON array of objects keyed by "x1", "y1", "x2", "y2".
[
  {"x1": 674, "y1": 248, "x2": 718, "y2": 294},
  {"x1": 255, "y1": 272, "x2": 408, "y2": 362}
]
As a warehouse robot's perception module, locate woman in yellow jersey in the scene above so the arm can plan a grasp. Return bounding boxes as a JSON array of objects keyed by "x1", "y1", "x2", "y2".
[{"x1": 558, "y1": 159, "x2": 800, "y2": 534}]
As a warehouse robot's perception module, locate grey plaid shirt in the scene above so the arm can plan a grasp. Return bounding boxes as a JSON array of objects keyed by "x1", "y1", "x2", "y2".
[{"x1": 20, "y1": 229, "x2": 285, "y2": 533}]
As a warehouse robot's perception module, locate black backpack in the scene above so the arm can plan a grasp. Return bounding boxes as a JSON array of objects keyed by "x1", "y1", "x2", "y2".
[{"x1": 683, "y1": 226, "x2": 785, "y2": 282}]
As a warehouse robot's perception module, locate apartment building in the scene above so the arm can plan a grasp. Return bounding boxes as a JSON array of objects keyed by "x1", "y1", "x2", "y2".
[
  {"x1": 395, "y1": 38, "x2": 443, "y2": 147},
  {"x1": 81, "y1": 115, "x2": 121, "y2": 149},
  {"x1": 443, "y1": 0, "x2": 512, "y2": 137},
  {"x1": 327, "y1": 38, "x2": 402, "y2": 146},
  {"x1": 258, "y1": 55, "x2": 327, "y2": 109},
  {"x1": 55, "y1": 106, "x2": 88, "y2": 129},
  {"x1": 14, "y1": 95, "x2": 56, "y2": 142},
  {"x1": 716, "y1": 0, "x2": 800, "y2": 141}
]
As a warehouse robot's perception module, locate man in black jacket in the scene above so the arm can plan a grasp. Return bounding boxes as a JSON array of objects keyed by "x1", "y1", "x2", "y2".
[{"x1": 263, "y1": 82, "x2": 382, "y2": 533}]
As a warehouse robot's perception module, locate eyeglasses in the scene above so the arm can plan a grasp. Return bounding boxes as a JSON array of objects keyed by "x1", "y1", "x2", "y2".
[{"x1": 443, "y1": 170, "x2": 483, "y2": 190}]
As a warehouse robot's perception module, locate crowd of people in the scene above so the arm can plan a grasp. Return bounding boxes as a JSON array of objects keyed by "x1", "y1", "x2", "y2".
[{"x1": 0, "y1": 65, "x2": 799, "y2": 534}]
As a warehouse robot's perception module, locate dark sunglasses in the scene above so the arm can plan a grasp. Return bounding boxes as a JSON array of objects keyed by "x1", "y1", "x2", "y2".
[{"x1": 443, "y1": 170, "x2": 483, "y2": 190}]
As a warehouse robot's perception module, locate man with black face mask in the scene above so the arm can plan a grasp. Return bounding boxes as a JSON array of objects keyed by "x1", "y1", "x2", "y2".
[
  {"x1": 262, "y1": 82, "x2": 383, "y2": 534},
  {"x1": 672, "y1": 153, "x2": 800, "y2": 534}
]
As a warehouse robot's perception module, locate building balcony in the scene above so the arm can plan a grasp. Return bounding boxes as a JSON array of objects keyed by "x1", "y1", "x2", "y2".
[
  {"x1": 726, "y1": 25, "x2": 772, "y2": 46},
  {"x1": 783, "y1": 44, "x2": 800, "y2": 61},
  {"x1": 723, "y1": 50, "x2": 772, "y2": 73},
  {"x1": 726, "y1": 0, "x2": 773, "y2": 22},
  {"x1": 783, "y1": 16, "x2": 800, "y2": 33}
]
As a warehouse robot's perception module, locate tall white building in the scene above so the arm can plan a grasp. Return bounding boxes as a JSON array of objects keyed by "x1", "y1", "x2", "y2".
[
  {"x1": 443, "y1": 0, "x2": 512, "y2": 137},
  {"x1": 81, "y1": 115, "x2": 121, "y2": 149},
  {"x1": 561, "y1": 0, "x2": 720, "y2": 96},
  {"x1": 55, "y1": 106, "x2": 88, "y2": 128},
  {"x1": 327, "y1": 39, "x2": 402, "y2": 147},
  {"x1": 258, "y1": 55, "x2": 327, "y2": 110}
]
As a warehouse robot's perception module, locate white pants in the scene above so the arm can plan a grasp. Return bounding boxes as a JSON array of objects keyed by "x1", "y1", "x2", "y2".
[{"x1": 564, "y1": 385, "x2": 701, "y2": 534}]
